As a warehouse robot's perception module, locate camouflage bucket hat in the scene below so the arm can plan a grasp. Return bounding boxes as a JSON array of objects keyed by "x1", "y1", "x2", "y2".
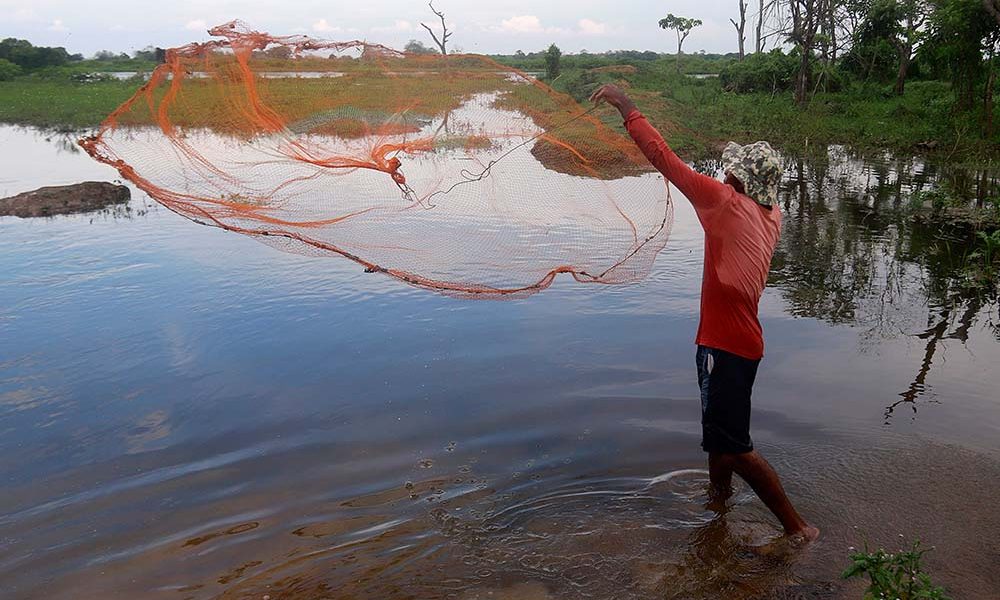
[{"x1": 722, "y1": 141, "x2": 782, "y2": 207}]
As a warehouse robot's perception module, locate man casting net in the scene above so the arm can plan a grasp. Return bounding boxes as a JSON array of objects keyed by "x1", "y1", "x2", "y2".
[{"x1": 80, "y1": 21, "x2": 673, "y2": 298}]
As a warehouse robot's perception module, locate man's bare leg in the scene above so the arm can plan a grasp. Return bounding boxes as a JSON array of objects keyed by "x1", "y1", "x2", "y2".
[
  {"x1": 708, "y1": 452, "x2": 735, "y2": 500},
  {"x1": 709, "y1": 450, "x2": 819, "y2": 542}
]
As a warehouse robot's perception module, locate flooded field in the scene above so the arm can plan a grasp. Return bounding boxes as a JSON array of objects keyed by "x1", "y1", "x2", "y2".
[{"x1": 1, "y1": 124, "x2": 999, "y2": 599}]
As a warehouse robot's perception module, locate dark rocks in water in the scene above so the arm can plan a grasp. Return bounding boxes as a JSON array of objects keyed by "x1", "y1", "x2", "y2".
[{"x1": 0, "y1": 181, "x2": 130, "y2": 218}]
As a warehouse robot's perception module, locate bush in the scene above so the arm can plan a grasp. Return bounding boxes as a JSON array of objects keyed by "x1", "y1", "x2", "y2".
[
  {"x1": 0, "y1": 58, "x2": 21, "y2": 81},
  {"x1": 719, "y1": 50, "x2": 798, "y2": 94},
  {"x1": 842, "y1": 541, "x2": 950, "y2": 600}
]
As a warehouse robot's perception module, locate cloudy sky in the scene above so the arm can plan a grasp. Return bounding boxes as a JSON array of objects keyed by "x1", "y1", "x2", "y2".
[{"x1": 2, "y1": 0, "x2": 746, "y2": 57}]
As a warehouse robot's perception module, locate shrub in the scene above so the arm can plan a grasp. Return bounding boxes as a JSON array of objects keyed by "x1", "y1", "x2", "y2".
[
  {"x1": 842, "y1": 541, "x2": 950, "y2": 600},
  {"x1": 0, "y1": 58, "x2": 22, "y2": 81},
  {"x1": 719, "y1": 50, "x2": 798, "y2": 94}
]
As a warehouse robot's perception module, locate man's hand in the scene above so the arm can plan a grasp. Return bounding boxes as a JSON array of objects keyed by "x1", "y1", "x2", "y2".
[{"x1": 589, "y1": 84, "x2": 637, "y2": 120}]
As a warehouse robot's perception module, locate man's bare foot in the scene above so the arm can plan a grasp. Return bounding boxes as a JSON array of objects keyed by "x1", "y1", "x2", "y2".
[
  {"x1": 705, "y1": 483, "x2": 733, "y2": 513},
  {"x1": 787, "y1": 525, "x2": 820, "y2": 546},
  {"x1": 749, "y1": 526, "x2": 820, "y2": 559}
]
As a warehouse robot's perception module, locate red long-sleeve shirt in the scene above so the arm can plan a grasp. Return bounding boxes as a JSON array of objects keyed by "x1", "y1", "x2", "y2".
[{"x1": 624, "y1": 110, "x2": 781, "y2": 360}]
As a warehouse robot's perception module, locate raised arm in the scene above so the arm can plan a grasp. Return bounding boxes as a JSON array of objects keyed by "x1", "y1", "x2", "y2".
[{"x1": 590, "y1": 84, "x2": 729, "y2": 213}]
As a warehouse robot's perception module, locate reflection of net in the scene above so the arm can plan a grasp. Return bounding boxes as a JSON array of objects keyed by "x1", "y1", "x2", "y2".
[{"x1": 80, "y1": 21, "x2": 673, "y2": 298}]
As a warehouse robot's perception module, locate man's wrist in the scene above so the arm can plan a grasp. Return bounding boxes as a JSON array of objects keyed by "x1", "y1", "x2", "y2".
[{"x1": 618, "y1": 100, "x2": 637, "y2": 120}]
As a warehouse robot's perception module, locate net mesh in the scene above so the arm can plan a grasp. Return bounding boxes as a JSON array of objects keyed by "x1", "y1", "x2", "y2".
[{"x1": 80, "y1": 21, "x2": 673, "y2": 298}]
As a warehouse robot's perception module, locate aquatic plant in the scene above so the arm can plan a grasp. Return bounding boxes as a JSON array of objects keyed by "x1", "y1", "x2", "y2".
[
  {"x1": 974, "y1": 229, "x2": 1000, "y2": 267},
  {"x1": 842, "y1": 540, "x2": 950, "y2": 600}
]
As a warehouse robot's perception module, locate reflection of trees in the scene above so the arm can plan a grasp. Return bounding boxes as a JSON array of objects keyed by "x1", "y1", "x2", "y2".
[
  {"x1": 768, "y1": 146, "x2": 998, "y2": 422},
  {"x1": 885, "y1": 296, "x2": 984, "y2": 422}
]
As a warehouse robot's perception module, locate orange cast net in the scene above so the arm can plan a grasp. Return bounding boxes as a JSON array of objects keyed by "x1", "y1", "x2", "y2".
[{"x1": 80, "y1": 21, "x2": 673, "y2": 298}]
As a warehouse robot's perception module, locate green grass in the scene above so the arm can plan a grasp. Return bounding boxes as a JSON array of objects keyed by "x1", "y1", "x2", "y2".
[
  {"x1": 0, "y1": 79, "x2": 140, "y2": 129},
  {"x1": 1, "y1": 59, "x2": 996, "y2": 167},
  {"x1": 545, "y1": 62, "x2": 998, "y2": 163}
]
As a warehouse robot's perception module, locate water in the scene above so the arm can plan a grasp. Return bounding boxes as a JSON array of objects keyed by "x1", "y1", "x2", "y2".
[
  {"x1": 96, "y1": 71, "x2": 545, "y2": 81},
  {"x1": 1, "y1": 125, "x2": 999, "y2": 599}
]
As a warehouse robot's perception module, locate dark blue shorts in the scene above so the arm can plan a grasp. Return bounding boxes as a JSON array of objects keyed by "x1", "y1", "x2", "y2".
[{"x1": 696, "y1": 345, "x2": 760, "y2": 454}]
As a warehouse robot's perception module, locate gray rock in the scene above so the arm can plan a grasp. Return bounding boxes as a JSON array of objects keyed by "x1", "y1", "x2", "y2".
[{"x1": 0, "y1": 181, "x2": 130, "y2": 218}]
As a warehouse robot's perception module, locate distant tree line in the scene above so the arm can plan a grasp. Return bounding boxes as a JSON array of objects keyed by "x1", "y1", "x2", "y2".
[
  {"x1": 0, "y1": 39, "x2": 165, "y2": 81},
  {"x1": 0, "y1": 38, "x2": 82, "y2": 79}
]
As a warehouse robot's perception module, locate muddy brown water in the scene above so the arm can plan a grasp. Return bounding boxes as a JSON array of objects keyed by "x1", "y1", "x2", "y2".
[{"x1": 1, "y1": 126, "x2": 998, "y2": 599}]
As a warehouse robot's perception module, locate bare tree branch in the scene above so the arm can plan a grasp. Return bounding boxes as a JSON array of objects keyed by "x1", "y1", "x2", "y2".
[{"x1": 420, "y1": 1, "x2": 452, "y2": 55}]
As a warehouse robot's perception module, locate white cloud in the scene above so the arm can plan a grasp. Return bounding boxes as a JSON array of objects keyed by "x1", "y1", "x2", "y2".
[
  {"x1": 372, "y1": 20, "x2": 413, "y2": 33},
  {"x1": 312, "y1": 18, "x2": 342, "y2": 33},
  {"x1": 184, "y1": 19, "x2": 207, "y2": 31},
  {"x1": 47, "y1": 19, "x2": 69, "y2": 32},
  {"x1": 494, "y1": 16, "x2": 614, "y2": 37},
  {"x1": 12, "y1": 8, "x2": 36, "y2": 22},
  {"x1": 498, "y1": 15, "x2": 563, "y2": 35},
  {"x1": 578, "y1": 19, "x2": 609, "y2": 35}
]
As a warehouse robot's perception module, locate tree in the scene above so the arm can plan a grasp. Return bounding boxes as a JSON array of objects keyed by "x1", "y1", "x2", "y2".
[
  {"x1": 888, "y1": 0, "x2": 930, "y2": 95},
  {"x1": 925, "y1": 0, "x2": 998, "y2": 112},
  {"x1": 842, "y1": 0, "x2": 900, "y2": 82},
  {"x1": 658, "y1": 14, "x2": 703, "y2": 70},
  {"x1": 264, "y1": 46, "x2": 292, "y2": 60},
  {"x1": 732, "y1": 0, "x2": 749, "y2": 59},
  {"x1": 133, "y1": 46, "x2": 158, "y2": 61},
  {"x1": 754, "y1": 0, "x2": 787, "y2": 53},
  {"x1": 788, "y1": 0, "x2": 826, "y2": 104},
  {"x1": 0, "y1": 39, "x2": 71, "y2": 69},
  {"x1": 420, "y1": 1, "x2": 452, "y2": 55},
  {"x1": 404, "y1": 39, "x2": 438, "y2": 54},
  {"x1": 986, "y1": 0, "x2": 1000, "y2": 25},
  {"x1": 545, "y1": 44, "x2": 562, "y2": 80}
]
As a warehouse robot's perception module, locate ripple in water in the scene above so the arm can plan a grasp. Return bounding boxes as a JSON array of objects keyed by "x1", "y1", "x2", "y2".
[{"x1": 212, "y1": 469, "x2": 810, "y2": 600}]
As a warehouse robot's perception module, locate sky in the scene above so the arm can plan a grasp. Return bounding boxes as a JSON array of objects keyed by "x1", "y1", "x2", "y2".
[{"x1": 1, "y1": 0, "x2": 746, "y2": 57}]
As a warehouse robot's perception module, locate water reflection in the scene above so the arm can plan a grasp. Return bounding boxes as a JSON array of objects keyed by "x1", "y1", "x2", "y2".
[{"x1": 751, "y1": 147, "x2": 1000, "y2": 421}]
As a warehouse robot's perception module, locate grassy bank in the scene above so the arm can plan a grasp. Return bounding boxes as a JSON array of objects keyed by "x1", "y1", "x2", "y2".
[
  {"x1": 1, "y1": 57, "x2": 995, "y2": 165},
  {"x1": 0, "y1": 79, "x2": 139, "y2": 130},
  {"x1": 544, "y1": 59, "x2": 999, "y2": 164}
]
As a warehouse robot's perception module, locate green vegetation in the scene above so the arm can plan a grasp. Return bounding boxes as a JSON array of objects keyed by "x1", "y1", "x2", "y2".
[
  {"x1": 842, "y1": 541, "x2": 951, "y2": 600},
  {"x1": 0, "y1": 79, "x2": 140, "y2": 129},
  {"x1": 544, "y1": 44, "x2": 562, "y2": 80},
  {"x1": 490, "y1": 49, "x2": 998, "y2": 163},
  {"x1": 0, "y1": 58, "x2": 21, "y2": 81}
]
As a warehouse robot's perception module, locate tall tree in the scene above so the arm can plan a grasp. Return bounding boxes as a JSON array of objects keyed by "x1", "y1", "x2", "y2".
[
  {"x1": 732, "y1": 0, "x2": 749, "y2": 59},
  {"x1": 658, "y1": 14, "x2": 703, "y2": 70},
  {"x1": 925, "y1": 0, "x2": 997, "y2": 112},
  {"x1": 545, "y1": 44, "x2": 562, "y2": 80},
  {"x1": 889, "y1": 0, "x2": 929, "y2": 95},
  {"x1": 420, "y1": 1, "x2": 452, "y2": 55},
  {"x1": 754, "y1": 0, "x2": 790, "y2": 53},
  {"x1": 788, "y1": 0, "x2": 827, "y2": 104}
]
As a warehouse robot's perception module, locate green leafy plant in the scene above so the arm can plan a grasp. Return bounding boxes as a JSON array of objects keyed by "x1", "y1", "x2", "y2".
[
  {"x1": 973, "y1": 229, "x2": 1000, "y2": 267},
  {"x1": 842, "y1": 541, "x2": 950, "y2": 600}
]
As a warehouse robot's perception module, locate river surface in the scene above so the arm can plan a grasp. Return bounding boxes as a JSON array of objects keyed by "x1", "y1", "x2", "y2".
[{"x1": 1, "y1": 125, "x2": 998, "y2": 599}]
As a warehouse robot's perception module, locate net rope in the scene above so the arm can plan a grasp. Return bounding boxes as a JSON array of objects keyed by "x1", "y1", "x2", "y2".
[{"x1": 80, "y1": 21, "x2": 674, "y2": 298}]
